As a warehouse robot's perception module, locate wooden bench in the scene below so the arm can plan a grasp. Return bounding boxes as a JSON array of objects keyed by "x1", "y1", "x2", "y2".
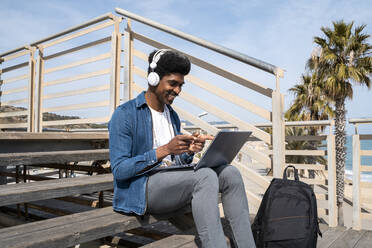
[{"x1": 0, "y1": 205, "x2": 198, "y2": 248}]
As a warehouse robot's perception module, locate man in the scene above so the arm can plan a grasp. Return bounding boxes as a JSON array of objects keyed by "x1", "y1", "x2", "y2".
[{"x1": 109, "y1": 49, "x2": 255, "y2": 248}]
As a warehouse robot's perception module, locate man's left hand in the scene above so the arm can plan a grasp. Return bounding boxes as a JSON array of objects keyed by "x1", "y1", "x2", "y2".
[{"x1": 188, "y1": 132, "x2": 214, "y2": 154}]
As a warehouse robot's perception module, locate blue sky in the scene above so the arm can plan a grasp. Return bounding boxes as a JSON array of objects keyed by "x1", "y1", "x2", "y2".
[{"x1": 1, "y1": 0, "x2": 371, "y2": 133}]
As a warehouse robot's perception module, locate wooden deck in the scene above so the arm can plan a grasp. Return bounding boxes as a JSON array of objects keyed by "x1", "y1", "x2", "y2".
[{"x1": 318, "y1": 224, "x2": 372, "y2": 248}]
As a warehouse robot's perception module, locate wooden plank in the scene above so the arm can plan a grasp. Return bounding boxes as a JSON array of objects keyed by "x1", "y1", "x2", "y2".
[
  {"x1": 361, "y1": 150, "x2": 372, "y2": 156},
  {"x1": 0, "y1": 174, "x2": 113, "y2": 206},
  {"x1": 361, "y1": 213, "x2": 372, "y2": 220},
  {"x1": 328, "y1": 229, "x2": 366, "y2": 248},
  {"x1": 271, "y1": 91, "x2": 285, "y2": 178},
  {"x1": 1, "y1": 74, "x2": 28, "y2": 84},
  {"x1": 1, "y1": 62, "x2": 28, "y2": 74},
  {"x1": 141, "y1": 234, "x2": 195, "y2": 248},
  {"x1": 1, "y1": 98, "x2": 28, "y2": 105},
  {"x1": 43, "y1": 83, "x2": 110, "y2": 100},
  {"x1": 0, "y1": 111, "x2": 28, "y2": 118},
  {"x1": 354, "y1": 231, "x2": 372, "y2": 248},
  {"x1": 1, "y1": 50, "x2": 29, "y2": 62},
  {"x1": 131, "y1": 34, "x2": 273, "y2": 97},
  {"x1": 0, "y1": 149, "x2": 109, "y2": 167},
  {"x1": 285, "y1": 163, "x2": 325, "y2": 171},
  {"x1": 0, "y1": 207, "x2": 165, "y2": 248},
  {"x1": 43, "y1": 68, "x2": 110, "y2": 87},
  {"x1": 317, "y1": 200, "x2": 329, "y2": 209},
  {"x1": 285, "y1": 135, "x2": 327, "y2": 142},
  {"x1": 0, "y1": 171, "x2": 54, "y2": 181},
  {"x1": 0, "y1": 132, "x2": 108, "y2": 140},
  {"x1": 1, "y1": 86, "x2": 28, "y2": 96},
  {"x1": 123, "y1": 19, "x2": 134, "y2": 102},
  {"x1": 285, "y1": 149, "x2": 326, "y2": 156},
  {"x1": 42, "y1": 116, "x2": 109, "y2": 127},
  {"x1": 43, "y1": 20, "x2": 115, "y2": 48},
  {"x1": 327, "y1": 134, "x2": 337, "y2": 227},
  {"x1": 361, "y1": 181, "x2": 372, "y2": 188},
  {"x1": 43, "y1": 36, "x2": 112, "y2": 60},
  {"x1": 44, "y1": 52, "x2": 111, "y2": 74},
  {"x1": 361, "y1": 166, "x2": 372, "y2": 172},
  {"x1": 317, "y1": 227, "x2": 347, "y2": 248},
  {"x1": 0, "y1": 122, "x2": 28, "y2": 129},
  {"x1": 300, "y1": 178, "x2": 326, "y2": 185},
  {"x1": 42, "y1": 100, "x2": 109, "y2": 113},
  {"x1": 360, "y1": 134, "x2": 372, "y2": 140}
]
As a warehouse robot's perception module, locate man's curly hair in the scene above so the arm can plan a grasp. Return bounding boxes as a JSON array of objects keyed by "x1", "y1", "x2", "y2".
[{"x1": 147, "y1": 50, "x2": 191, "y2": 80}]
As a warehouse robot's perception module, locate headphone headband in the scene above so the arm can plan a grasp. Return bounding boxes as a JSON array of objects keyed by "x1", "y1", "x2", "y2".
[{"x1": 147, "y1": 49, "x2": 170, "y2": 86}]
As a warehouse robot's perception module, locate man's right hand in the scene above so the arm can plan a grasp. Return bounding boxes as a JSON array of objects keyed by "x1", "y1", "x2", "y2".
[{"x1": 156, "y1": 135, "x2": 195, "y2": 161}]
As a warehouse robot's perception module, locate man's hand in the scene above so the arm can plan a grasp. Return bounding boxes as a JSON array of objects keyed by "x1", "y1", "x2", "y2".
[
  {"x1": 156, "y1": 135, "x2": 195, "y2": 160},
  {"x1": 188, "y1": 132, "x2": 214, "y2": 154}
]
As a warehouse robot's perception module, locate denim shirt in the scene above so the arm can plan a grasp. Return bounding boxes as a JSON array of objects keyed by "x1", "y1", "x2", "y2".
[{"x1": 108, "y1": 91, "x2": 194, "y2": 215}]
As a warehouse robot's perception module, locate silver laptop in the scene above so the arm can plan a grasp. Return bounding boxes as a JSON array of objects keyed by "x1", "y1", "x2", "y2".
[{"x1": 152, "y1": 130, "x2": 252, "y2": 172}]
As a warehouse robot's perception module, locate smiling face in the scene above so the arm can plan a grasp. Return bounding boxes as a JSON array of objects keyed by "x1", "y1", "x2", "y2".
[{"x1": 154, "y1": 73, "x2": 185, "y2": 105}]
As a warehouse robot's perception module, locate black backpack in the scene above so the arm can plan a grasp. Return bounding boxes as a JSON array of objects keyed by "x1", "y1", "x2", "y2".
[{"x1": 251, "y1": 166, "x2": 322, "y2": 248}]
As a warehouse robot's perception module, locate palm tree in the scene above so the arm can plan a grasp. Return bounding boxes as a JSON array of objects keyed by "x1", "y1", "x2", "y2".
[{"x1": 307, "y1": 21, "x2": 372, "y2": 225}]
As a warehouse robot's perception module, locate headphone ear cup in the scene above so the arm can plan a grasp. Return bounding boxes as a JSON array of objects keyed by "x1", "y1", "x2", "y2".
[{"x1": 147, "y1": 72, "x2": 160, "y2": 86}]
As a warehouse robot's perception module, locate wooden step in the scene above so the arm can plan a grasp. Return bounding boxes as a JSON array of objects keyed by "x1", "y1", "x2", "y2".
[{"x1": 0, "y1": 174, "x2": 113, "y2": 206}]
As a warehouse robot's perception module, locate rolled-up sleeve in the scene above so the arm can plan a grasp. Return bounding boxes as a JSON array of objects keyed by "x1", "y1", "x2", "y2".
[{"x1": 109, "y1": 107, "x2": 158, "y2": 181}]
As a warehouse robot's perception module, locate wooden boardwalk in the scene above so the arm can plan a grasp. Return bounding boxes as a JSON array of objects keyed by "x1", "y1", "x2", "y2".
[{"x1": 318, "y1": 224, "x2": 372, "y2": 248}]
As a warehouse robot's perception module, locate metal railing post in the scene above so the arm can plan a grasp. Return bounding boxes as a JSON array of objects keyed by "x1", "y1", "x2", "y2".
[{"x1": 123, "y1": 18, "x2": 133, "y2": 102}]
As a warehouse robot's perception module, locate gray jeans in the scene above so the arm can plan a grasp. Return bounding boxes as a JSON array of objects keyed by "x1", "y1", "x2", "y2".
[{"x1": 146, "y1": 165, "x2": 256, "y2": 248}]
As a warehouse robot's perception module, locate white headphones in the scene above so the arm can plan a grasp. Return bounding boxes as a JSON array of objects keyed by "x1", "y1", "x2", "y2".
[{"x1": 147, "y1": 49, "x2": 170, "y2": 86}]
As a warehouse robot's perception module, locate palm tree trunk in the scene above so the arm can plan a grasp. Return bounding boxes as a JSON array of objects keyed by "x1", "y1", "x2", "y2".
[{"x1": 335, "y1": 98, "x2": 347, "y2": 226}]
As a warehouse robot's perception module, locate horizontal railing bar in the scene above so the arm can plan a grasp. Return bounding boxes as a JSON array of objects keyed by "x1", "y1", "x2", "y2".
[
  {"x1": 133, "y1": 49, "x2": 271, "y2": 120},
  {"x1": 1, "y1": 98, "x2": 28, "y2": 105},
  {"x1": 43, "y1": 36, "x2": 111, "y2": 60},
  {"x1": 30, "y1": 13, "x2": 114, "y2": 46},
  {"x1": 1, "y1": 86, "x2": 28, "y2": 95},
  {"x1": 0, "y1": 46, "x2": 28, "y2": 58},
  {"x1": 361, "y1": 213, "x2": 372, "y2": 220},
  {"x1": 43, "y1": 100, "x2": 109, "y2": 113},
  {"x1": 360, "y1": 134, "x2": 372, "y2": 140},
  {"x1": 299, "y1": 178, "x2": 326, "y2": 185},
  {"x1": 1, "y1": 62, "x2": 28, "y2": 74},
  {"x1": 0, "y1": 122, "x2": 28, "y2": 129},
  {"x1": 133, "y1": 67, "x2": 271, "y2": 144},
  {"x1": 1, "y1": 74, "x2": 28, "y2": 84},
  {"x1": 361, "y1": 181, "x2": 372, "y2": 188},
  {"x1": 1, "y1": 50, "x2": 30, "y2": 62},
  {"x1": 1, "y1": 98, "x2": 28, "y2": 106},
  {"x1": 0, "y1": 111, "x2": 28, "y2": 118},
  {"x1": 256, "y1": 120, "x2": 334, "y2": 127},
  {"x1": 132, "y1": 36, "x2": 273, "y2": 97},
  {"x1": 132, "y1": 83, "x2": 272, "y2": 167},
  {"x1": 285, "y1": 163, "x2": 325, "y2": 171},
  {"x1": 361, "y1": 150, "x2": 372, "y2": 156},
  {"x1": 361, "y1": 197, "x2": 372, "y2": 204},
  {"x1": 285, "y1": 150, "x2": 326, "y2": 156},
  {"x1": 44, "y1": 68, "x2": 110, "y2": 87},
  {"x1": 349, "y1": 118, "x2": 372, "y2": 124},
  {"x1": 43, "y1": 84, "x2": 110, "y2": 100},
  {"x1": 42, "y1": 117, "x2": 109, "y2": 127},
  {"x1": 317, "y1": 200, "x2": 328, "y2": 209},
  {"x1": 44, "y1": 20, "x2": 115, "y2": 49},
  {"x1": 44, "y1": 53, "x2": 111, "y2": 74},
  {"x1": 361, "y1": 166, "x2": 372, "y2": 172},
  {"x1": 286, "y1": 135, "x2": 328, "y2": 142},
  {"x1": 115, "y1": 8, "x2": 283, "y2": 77},
  {"x1": 0, "y1": 132, "x2": 108, "y2": 140}
]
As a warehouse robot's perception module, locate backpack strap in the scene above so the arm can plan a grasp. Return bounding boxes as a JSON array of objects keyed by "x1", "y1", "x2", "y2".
[{"x1": 283, "y1": 165, "x2": 299, "y2": 181}]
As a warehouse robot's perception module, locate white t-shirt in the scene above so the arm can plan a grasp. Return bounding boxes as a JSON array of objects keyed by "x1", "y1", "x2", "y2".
[{"x1": 149, "y1": 105, "x2": 175, "y2": 165}]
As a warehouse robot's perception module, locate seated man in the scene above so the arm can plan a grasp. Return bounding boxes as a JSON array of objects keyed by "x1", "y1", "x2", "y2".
[{"x1": 109, "y1": 49, "x2": 255, "y2": 248}]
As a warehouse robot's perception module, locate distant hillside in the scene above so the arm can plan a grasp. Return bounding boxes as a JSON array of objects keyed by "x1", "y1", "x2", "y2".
[{"x1": 0, "y1": 105, "x2": 107, "y2": 129}]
